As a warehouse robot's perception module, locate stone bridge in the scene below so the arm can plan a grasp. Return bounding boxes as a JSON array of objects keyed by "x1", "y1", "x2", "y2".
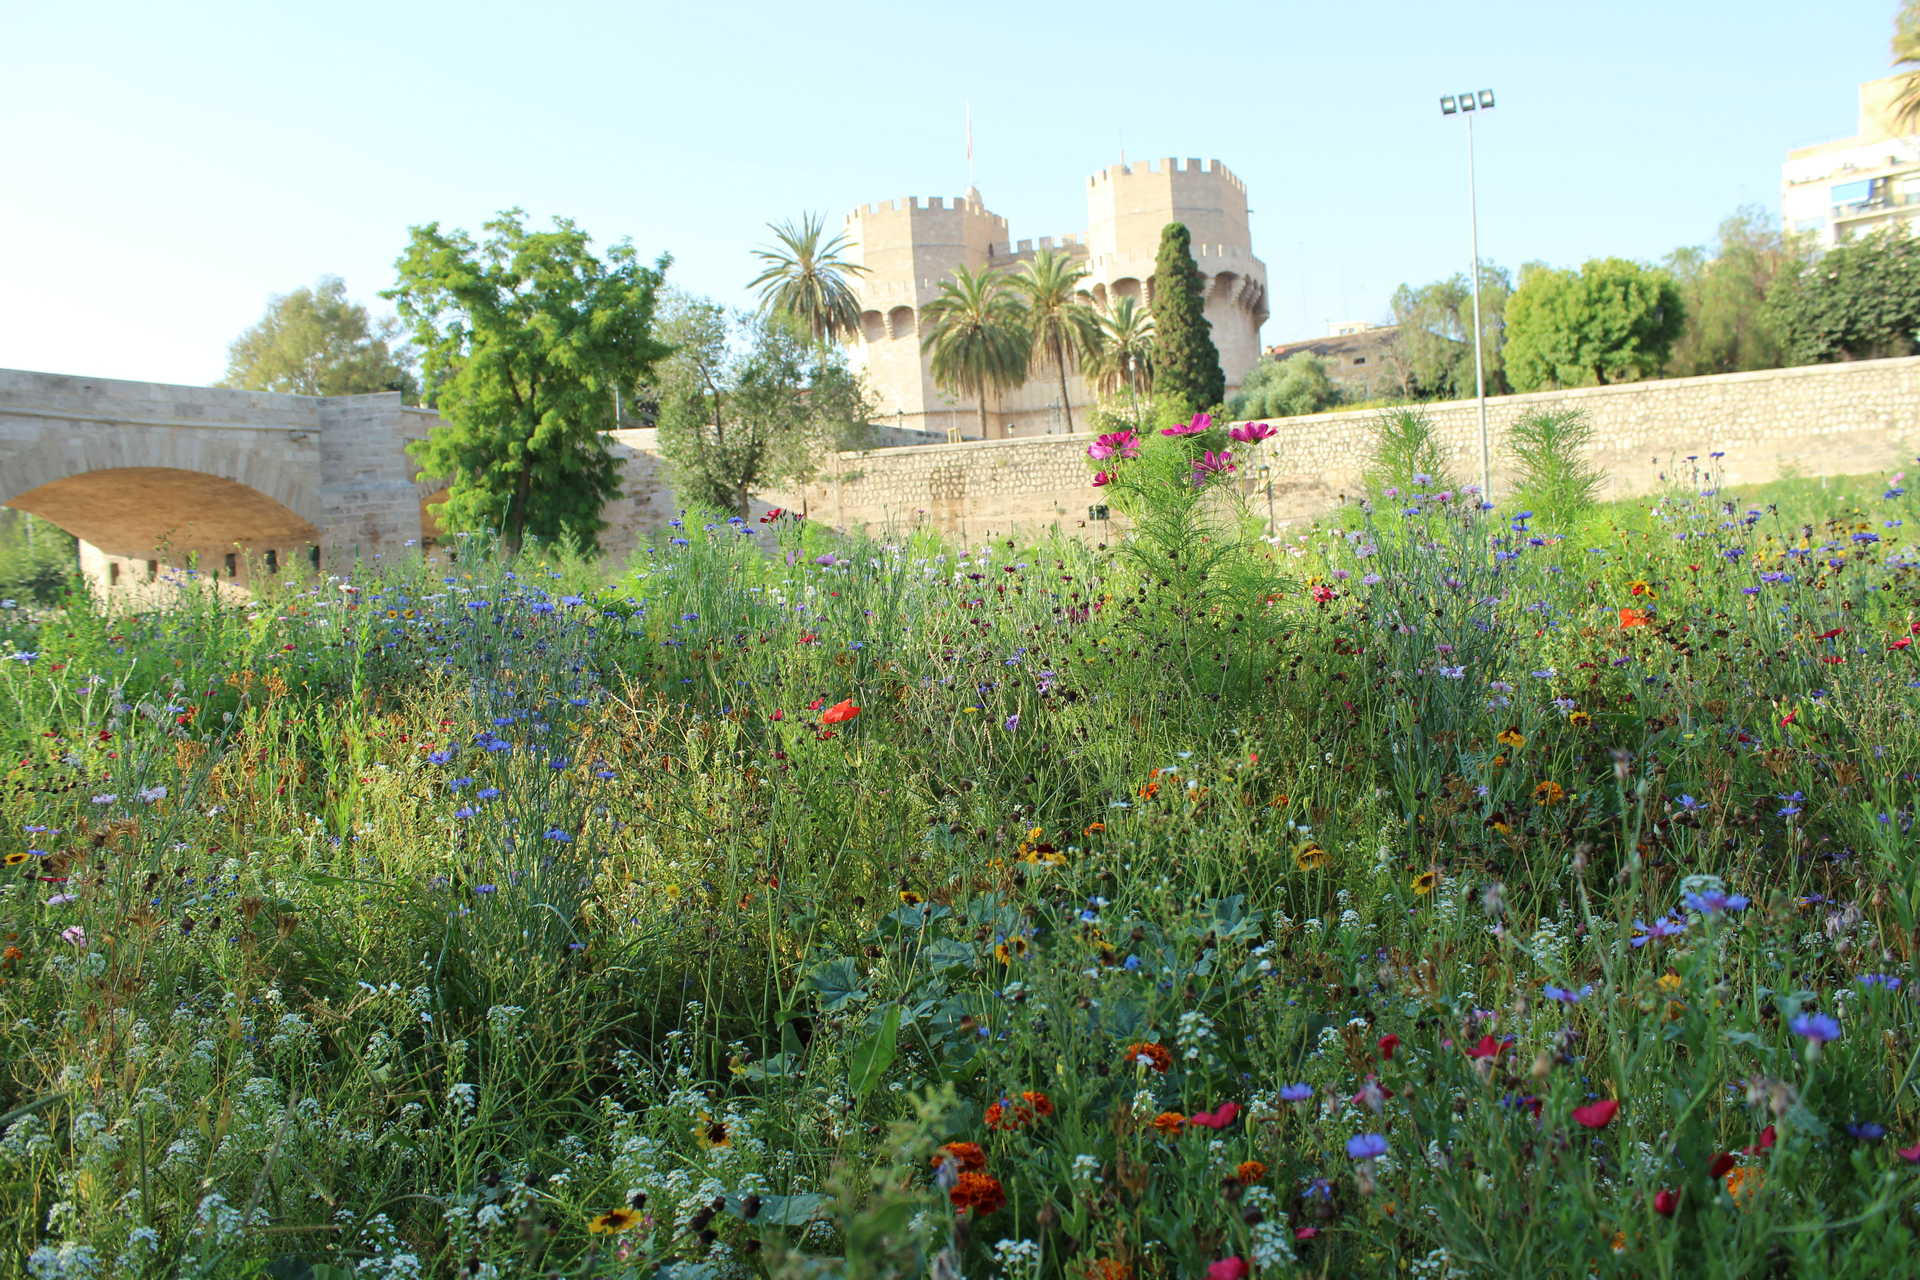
[{"x1": 0, "y1": 369, "x2": 677, "y2": 591}]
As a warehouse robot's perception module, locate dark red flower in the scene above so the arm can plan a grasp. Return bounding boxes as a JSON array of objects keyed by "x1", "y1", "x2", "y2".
[
  {"x1": 1572, "y1": 1099, "x2": 1619, "y2": 1129},
  {"x1": 1654, "y1": 1189, "x2": 1679, "y2": 1216},
  {"x1": 1377, "y1": 1033, "x2": 1401, "y2": 1060}
]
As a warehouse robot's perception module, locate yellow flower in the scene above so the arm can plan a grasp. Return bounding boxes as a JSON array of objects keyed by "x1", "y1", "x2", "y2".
[
  {"x1": 695, "y1": 1113, "x2": 731, "y2": 1148},
  {"x1": 588, "y1": 1207, "x2": 641, "y2": 1234},
  {"x1": 1532, "y1": 780, "x2": 1566, "y2": 806},
  {"x1": 898, "y1": 890, "x2": 924, "y2": 905},
  {"x1": 1495, "y1": 727, "x2": 1526, "y2": 749},
  {"x1": 1656, "y1": 972, "x2": 1682, "y2": 995},
  {"x1": 1567, "y1": 710, "x2": 1592, "y2": 728},
  {"x1": 1411, "y1": 870, "x2": 1438, "y2": 896},
  {"x1": 1294, "y1": 843, "x2": 1328, "y2": 872},
  {"x1": 3, "y1": 852, "x2": 29, "y2": 866}
]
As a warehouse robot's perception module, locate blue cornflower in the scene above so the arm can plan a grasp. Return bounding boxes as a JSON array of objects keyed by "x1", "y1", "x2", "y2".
[
  {"x1": 476, "y1": 787, "x2": 501, "y2": 800},
  {"x1": 1789, "y1": 1012, "x2": 1841, "y2": 1043},
  {"x1": 1280, "y1": 1083, "x2": 1314, "y2": 1102},
  {"x1": 1543, "y1": 984, "x2": 1593, "y2": 1004},
  {"x1": 1346, "y1": 1133, "x2": 1388, "y2": 1160},
  {"x1": 1681, "y1": 889, "x2": 1749, "y2": 915},
  {"x1": 1858, "y1": 973, "x2": 1903, "y2": 990},
  {"x1": 1675, "y1": 794, "x2": 1707, "y2": 812}
]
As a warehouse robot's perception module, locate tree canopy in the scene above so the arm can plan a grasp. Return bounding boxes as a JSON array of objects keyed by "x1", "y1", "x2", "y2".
[
  {"x1": 387, "y1": 209, "x2": 672, "y2": 554},
  {"x1": 1765, "y1": 226, "x2": 1920, "y2": 365},
  {"x1": 220, "y1": 276, "x2": 416, "y2": 398},
  {"x1": 652, "y1": 298, "x2": 875, "y2": 516},
  {"x1": 1662, "y1": 208, "x2": 1807, "y2": 377},
  {"x1": 1504, "y1": 258, "x2": 1686, "y2": 391},
  {"x1": 1384, "y1": 265, "x2": 1512, "y2": 399},
  {"x1": 1228, "y1": 353, "x2": 1339, "y2": 419},
  {"x1": 1148, "y1": 223, "x2": 1225, "y2": 413},
  {"x1": 1013, "y1": 250, "x2": 1099, "y2": 434}
]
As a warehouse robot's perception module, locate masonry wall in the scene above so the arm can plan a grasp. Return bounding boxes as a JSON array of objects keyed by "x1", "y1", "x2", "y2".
[{"x1": 761, "y1": 356, "x2": 1920, "y2": 541}]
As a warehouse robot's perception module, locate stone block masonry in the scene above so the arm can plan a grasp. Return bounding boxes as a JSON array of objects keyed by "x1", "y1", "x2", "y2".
[{"x1": 761, "y1": 356, "x2": 1920, "y2": 541}]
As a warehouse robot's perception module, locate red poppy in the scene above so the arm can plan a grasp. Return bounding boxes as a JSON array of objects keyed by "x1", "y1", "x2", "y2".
[
  {"x1": 1618, "y1": 607, "x2": 1652, "y2": 629},
  {"x1": 1899, "y1": 1141, "x2": 1920, "y2": 1162},
  {"x1": 1377, "y1": 1033, "x2": 1401, "y2": 1060},
  {"x1": 1743, "y1": 1124, "x2": 1776, "y2": 1155},
  {"x1": 1708, "y1": 1152, "x2": 1737, "y2": 1179},
  {"x1": 1464, "y1": 1034, "x2": 1507, "y2": 1061},
  {"x1": 1572, "y1": 1099, "x2": 1620, "y2": 1129},
  {"x1": 1190, "y1": 1102, "x2": 1241, "y2": 1130},
  {"x1": 1654, "y1": 1188, "x2": 1679, "y2": 1216},
  {"x1": 821, "y1": 699, "x2": 861, "y2": 725},
  {"x1": 1206, "y1": 1259, "x2": 1249, "y2": 1280}
]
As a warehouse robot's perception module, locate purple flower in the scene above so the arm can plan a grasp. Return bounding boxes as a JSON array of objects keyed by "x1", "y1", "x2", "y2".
[
  {"x1": 1681, "y1": 889, "x2": 1749, "y2": 915},
  {"x1": 1228, "y1": 421, "x2": 1276, "y2": 444},
  {"x1": 1858, "y1": 973, "x2": 1903, "y2": 990},
  {"x1": 1674, "y1": 794, "x2": 1707, "y2": 812},
  {"x1": 1003, "y1": 714, "x2": 1020, "y2": 731},
  {"x1": 1789, "y1": 1012, "x2": 1841, "y2": 1043},
  {"x1": 1191, "y1": 449, "x2": 1236, "y2": 480},
  {"x1": 1544, "y1": 984, "x2": 1592, "y2": 1004},
  {"x1": 1345, "y1": 1133, "x2": 1388, "y2": 1160},
  {"x1": 1280, "y1": 1083, "x2": 1314, "y2": 1102},
  {"x1": 1087, "y1": 430, "x2": 1142, "y2": 461},
  {"x1": 1631, "y1": 914, "x2": 1690, "y2": 948},
  {"x1": 1846, "y1": 1121, "x2": 1886, "y2": 1140},
  {"x1": 1162, "y1": 411, "x2": 1213, "y2": 437}
]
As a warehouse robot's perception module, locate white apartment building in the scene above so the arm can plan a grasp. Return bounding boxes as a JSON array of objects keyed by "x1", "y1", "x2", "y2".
[{"x1": 1782, "y1": 74, "x2": 1920, "y2": 249}]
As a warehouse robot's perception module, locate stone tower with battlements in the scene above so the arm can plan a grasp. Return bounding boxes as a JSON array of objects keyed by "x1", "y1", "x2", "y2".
[{"x1": 841, "y1": 158, "x2": 1267, "y2": 440}]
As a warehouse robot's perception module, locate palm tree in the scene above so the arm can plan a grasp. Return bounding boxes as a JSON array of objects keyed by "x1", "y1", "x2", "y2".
[
  {"x1": 920, "y1": 266, "x2": 1031, "y2": 441},
  {"x1": 1089, "y1": 295, "x2": 1155, "y2": 400},
  {"x1": 1012, "y1": 250, "x2": 1099, "y2": 434},
  {"x1": 748, "y1": 213, "x2": 868, "y2": 344},
  {"x1": 1895, "y1": 2, "x2": 1920, "y2": 131}
]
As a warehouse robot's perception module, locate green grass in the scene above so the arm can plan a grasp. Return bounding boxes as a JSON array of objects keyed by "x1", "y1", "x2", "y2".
[{"x1": 0, "y1": 445, "x2": 1916, "y2": 1280}]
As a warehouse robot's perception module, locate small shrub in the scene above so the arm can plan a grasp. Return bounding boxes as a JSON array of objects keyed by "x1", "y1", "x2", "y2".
[
  {"x1": 1506, "y1": 406, "x2": 1603, "y2": 517},
  {"x1": 1362, "y1": 406, "x2": 1460, "y2": 497}
]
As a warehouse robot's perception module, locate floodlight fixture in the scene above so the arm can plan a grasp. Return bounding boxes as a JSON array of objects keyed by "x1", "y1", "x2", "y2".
[
  {"x1": 1440, "y1": 95, "x2": 1457, "y2": 115},
  {"x1": 1477, "y1": 89, "x2": 1495, "y2": 109},
  {"x1": 1436, "y1": 85, "x2": 1499, "y2": 502},
  {"x1": 1458, "y1": 90, "x2": 1477, "y2": 111}
]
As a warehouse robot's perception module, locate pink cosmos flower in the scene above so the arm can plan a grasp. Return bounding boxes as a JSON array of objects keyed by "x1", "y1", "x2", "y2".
[
  {"x1": 1086, "y1": 430, "x2": 1141, "y2": 462},
  {"x1": 1229, "y1": 421, "x2": 1276, "y2": 444},
  {"x1": 1206, "y1": 1258, "x2": 1249, "y2": 1280},
  {"x1": 1092, "y1": 471, "x2": 1113, "y2": 487},
  {"x1": 60, "y1": 925, "x2": 87, "y2": 946},
  {"x1": 1162, "y1": 411, "x2": 1214, "y2": 437},
  {"x1": 1191, "y1": 450, "x2": 1235, "y2": 481},
  {"x1": 1190, "y1": 1101, "x2": 1241, "y2": 1130}
]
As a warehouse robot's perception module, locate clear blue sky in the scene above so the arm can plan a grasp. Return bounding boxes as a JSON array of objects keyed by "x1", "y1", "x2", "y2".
[{"x1": 1, "y1": 0, "x2": 1904, "y2": 386}]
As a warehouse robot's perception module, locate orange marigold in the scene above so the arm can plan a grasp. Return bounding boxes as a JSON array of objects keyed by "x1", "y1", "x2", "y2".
[
  {"x1": 1020, "y1": 1090, "x2": 1055, "y2": 1118},
  {"x1": 931, "y1": 1141, "x2": 986, "y2": 1172},
  {"x1": 1725, "y1": 1164, "x2": 1763, "y2": 1207},
  {"x1": 1235, "y1": 1160, "x2": 1268, "y2": 1184},
  {"x1": 1150, "y1": 1111, "x2": 1186, "y2": 1136},
  {"x1": 1082, "y1": 1262, "x2": 1132, "y2": 1280},
  {"x1": 1122, "y1": 1042, "x2": 1172, "y2": 1073},
  {"x1": 949, "y1": 1170, "x2": 1006, "y2": 1215}
]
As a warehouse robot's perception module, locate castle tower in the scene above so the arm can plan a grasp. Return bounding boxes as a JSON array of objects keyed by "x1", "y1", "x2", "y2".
[
  {"x1": 842, "y1": 191, "x2": 1008, "y2": 441},
  {"x1": 1084, "y1": 158, "x2": 1268, "y2": 390},
  {"x1": 840, "y1": 158, "x2": 1266, "y2": 441}
]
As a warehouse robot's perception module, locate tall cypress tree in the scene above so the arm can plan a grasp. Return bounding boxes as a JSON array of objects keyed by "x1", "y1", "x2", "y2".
[{"x1": 1148, "y1": 222, "x2": 1225, "y2": 412}]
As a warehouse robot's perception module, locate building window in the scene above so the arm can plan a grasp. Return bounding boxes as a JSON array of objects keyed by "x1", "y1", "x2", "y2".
[
  {"x1": 146, "y1": 560, "x2": 157, "y2": 581},
  {"x1": 1353, "y1": 356, "x2": 1367, "y2": 365},
  {"x1": 224, "y1": 552, "x2": 238, "y2": 578},
  {"x1": 109, "y1": 562, "x2": 120, "y2": 586},
  {"x1": 265, "y1": 548, "x2": 278, "y2": 575},
  {"x1": 309, "y1": 546, "x2": 321, "y2": 569}
]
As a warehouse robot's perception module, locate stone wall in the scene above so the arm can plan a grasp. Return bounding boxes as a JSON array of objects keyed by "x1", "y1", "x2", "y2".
[{"x1": 763, "y1": 355, "x2": 1920, "y2": 540}]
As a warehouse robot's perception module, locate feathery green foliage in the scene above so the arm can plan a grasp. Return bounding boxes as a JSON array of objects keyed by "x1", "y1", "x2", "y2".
[
  {"x1": 1505, "y1": 406, "x2": 1604, "y2": 518},
  {"x1": 919, "y1": 265, "x2": 1030, "y2": 439},
  {"x1": 1362, "y1": 406, "x2": 1461, "y2": 497},
  {"x1": 388, "y1": 210, "x2": 671, "y2": 554},
  {"x1": 1148, "y1": 222, "x2": 1225, "y2": 414}
]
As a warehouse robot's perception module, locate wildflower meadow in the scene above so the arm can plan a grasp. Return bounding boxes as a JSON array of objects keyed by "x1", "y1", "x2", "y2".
[{"x1": 2, "y1": 414, "x2": 1918, "y2": 1280}]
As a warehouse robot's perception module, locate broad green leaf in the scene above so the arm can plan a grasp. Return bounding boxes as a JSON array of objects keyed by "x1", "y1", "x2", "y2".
[{"x1": 848, "y1": 1004, "x2": 901, "y2": 1097}]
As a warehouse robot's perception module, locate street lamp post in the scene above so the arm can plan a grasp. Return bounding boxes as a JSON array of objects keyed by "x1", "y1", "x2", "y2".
[
  {"x1": 1259, "y1": 463, "x2": 1274, "y2": 536},
  {"x1": 1440, "y1": 88, "x2": 1495, "y2": 505}
]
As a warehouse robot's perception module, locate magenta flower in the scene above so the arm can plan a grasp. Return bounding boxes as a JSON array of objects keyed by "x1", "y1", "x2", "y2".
[
  {"x1": 1229, "y1": 421, "x2": 1276, "y2": 444},
  {"x1": 1191, "y1": 449, "x2": 1236, "y2": 482},
  {"x1": 1162, "y1": 411, "x2": 1214, "y2": 437},
  {"x1": 1087, "y1": 430, "x2": 1141, "y2": 461},
  {"x1": 1091, "y1": 471, "x2": 1113, "y2": 487}
]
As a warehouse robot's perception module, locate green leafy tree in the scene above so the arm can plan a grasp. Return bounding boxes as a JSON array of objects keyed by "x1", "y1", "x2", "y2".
[
  {"x1": 387, "y1": 210, "x2": 671, "y2": 555},
  {"x1": 1505, "y1": 258, "x2": 1686, "y2": 390},
  {"x1": 219, "y1": 276, "x2": 416, "y2": 398},
  {"x1": 1384, "y1": 265, "x2": 1511, "y2": 399},
  {"x1": 1148, "y1": 222, "x2": 1225, "y2": 413},
  {"x1": 919, "y1": 265, "x2": 1030, "y2": 440},
  {"x1": 1505, "y1": 407, "x2": 1603, "y2": 517},
  {"x1": 653, "y1": 297, "x2": 875, "y2": 516},
  {"x1": 1012, "y1": 250, "x2": 1099, "y2": 434},
  {"x1": 1766, "y1": 226, "x2": 1920, "y2": 364},
  {"x1": 1663, "y1": 208, "x2": 1807, "y2": 376},
  {"x1": 1089, "y1": 295, "x2": 1154, "y2": 398},
  {"x1": 1228, "y1": 353, "x2": 1339, "y2": 419},
  {"x1": 748, "y1": 212, "x2": 869, "y2": 345}
]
